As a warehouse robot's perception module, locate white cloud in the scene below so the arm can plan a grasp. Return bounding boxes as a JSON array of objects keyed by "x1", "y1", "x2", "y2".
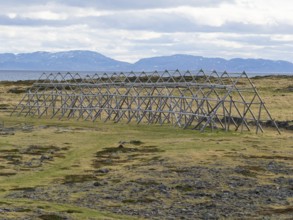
[
  {"x1": 20, "y1": 11, "x2": 68, "y2": 20},
  {"x1": 0, "y1": 0, "x2": 293, "y2": 63},
  {"x1": 7, "y1": 13, "x2": 17, "y2": 19}
]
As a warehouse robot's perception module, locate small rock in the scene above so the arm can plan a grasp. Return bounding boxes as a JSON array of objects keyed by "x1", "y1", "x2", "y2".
[
  {"x1": 0, "y1": 131, "x2": 14, "y2": 135},
  {"x1": 93, "y1": 181, "x2": 102, "y2": 187},
  {"x1": 203, "y1": 212, "x2": 215, "y2": 220},
  {"x1": 3, "y1": 208, "x2": 11, "y2": 212},
  {"x1": 40, "y1": 155, "x2": 52, "y2": 161},
  {"x1": 97, "y1": 168, "x2": 109, "y2": 174},
  {"x1": 267, "y1": 161, "x2": 277, "y2": 169},
  {"x1": 195, "y1": 181, "x2": 209, "y2": 189}
]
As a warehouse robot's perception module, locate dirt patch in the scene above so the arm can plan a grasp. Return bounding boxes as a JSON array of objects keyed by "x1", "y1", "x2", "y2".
[
  {"x1": 63, "y1": 175, "x2": 97, "y2": 184},
  {"x1": 0, "y1": 145, "x2": 69, "y2": 173},
  {"x1": 39, "y1": 214, "x2": 67, "y2": 220},
  {"x1": 21, "y1": 145, "x2": 61, "y2": 155},
  {"x1": 10, "y1": 187, "x2": 36, "y2": 192},
  {"x1": 0, "y1": 172, "x2": 17, "y2": 176},
  {"x1": 93, "y1": 144, "x2": 164, "y2": 169}
]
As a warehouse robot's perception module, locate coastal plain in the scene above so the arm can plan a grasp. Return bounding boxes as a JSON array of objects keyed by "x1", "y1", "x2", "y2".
[{"x1": 0, "y1": 76, "x2": 292, "y2": 219}]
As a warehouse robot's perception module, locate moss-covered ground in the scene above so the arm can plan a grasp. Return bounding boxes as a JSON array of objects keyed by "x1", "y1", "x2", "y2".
[{"x1": 0, "y1": 76, "x2": 292, "y2": 219}]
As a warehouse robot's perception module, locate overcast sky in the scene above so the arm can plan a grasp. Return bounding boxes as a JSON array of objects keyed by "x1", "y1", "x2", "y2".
[{"x1": 1, "y1": 0, "x2": 293, "y2": 62}]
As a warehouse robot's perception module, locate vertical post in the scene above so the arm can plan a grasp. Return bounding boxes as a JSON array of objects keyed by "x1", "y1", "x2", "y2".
[
  {"x1": 241, "y1": 103, "x2": 246, "y2": 132},
  {"x1": 228, "y1": 96, "x2": 232, "y2": 131},
  {"x1": 223, "y1": 100, "x2": 227, "y2": 131},
  {"x1": 137, "y1": 95, "x2": 140, "y2": 122},
  {"x1": 52, "y1": 93, "x2": 55, "y2": 116},
  {"x1": 256, "y1": 102, "x2": 262, "y2": 134}
]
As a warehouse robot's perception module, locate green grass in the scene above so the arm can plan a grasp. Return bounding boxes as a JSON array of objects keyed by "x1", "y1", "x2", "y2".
[
  {"x1": 1, "y1": 113, "x2": 291, "y2": 188},
  {"x1": 0, "y1": 76, "x2": 292, "y2": 219},
  {"x1": 0, "y1": 198, "x2": 138, "y2": 220}
]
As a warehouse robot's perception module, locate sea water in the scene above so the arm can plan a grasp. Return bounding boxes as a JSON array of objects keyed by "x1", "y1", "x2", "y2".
[
  {"x1": 0, "y1": 70, "x2": 292, "y2": 81},
  {"x1": 0, "y1": 70, "x2": 99, "y2": 81}
]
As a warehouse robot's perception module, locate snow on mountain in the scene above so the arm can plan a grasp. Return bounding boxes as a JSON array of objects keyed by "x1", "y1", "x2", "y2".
[{"x1": 1, "y1": 51, "x2": 293, "y2": 73}]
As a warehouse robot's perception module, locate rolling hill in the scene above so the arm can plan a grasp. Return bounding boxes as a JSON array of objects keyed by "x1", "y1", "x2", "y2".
[{"x1": 1, "y1": 50, "x2": 293, "y2": 73}]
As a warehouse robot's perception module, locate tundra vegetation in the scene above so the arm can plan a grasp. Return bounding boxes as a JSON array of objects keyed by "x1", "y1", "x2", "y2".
[{"x1": 0, "y1": 75, "x2": 292, "y2": 219}]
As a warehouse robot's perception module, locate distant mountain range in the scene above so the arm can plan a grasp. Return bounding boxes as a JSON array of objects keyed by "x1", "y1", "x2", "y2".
[{"x1": 1, "y1": 50, "x2": 293, "y2": 73}]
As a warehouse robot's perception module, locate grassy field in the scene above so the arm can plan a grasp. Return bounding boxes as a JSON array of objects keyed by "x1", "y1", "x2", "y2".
[{"x1": 0, "y1": 76, "x2": 292, "y2": 219}]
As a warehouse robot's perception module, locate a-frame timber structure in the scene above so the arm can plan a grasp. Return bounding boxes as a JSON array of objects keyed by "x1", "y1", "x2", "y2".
[{"x1": 12, "y1": 70, "x2": 280, "y2": 133}]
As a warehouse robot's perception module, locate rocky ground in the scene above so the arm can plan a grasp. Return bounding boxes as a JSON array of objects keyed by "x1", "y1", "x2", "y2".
[
  {"x1": 4, "y1": 139, "x2": 293, "y2": 219},
  {"x1": 0, "y1": 75, "x2": 292, "y2": 219}
]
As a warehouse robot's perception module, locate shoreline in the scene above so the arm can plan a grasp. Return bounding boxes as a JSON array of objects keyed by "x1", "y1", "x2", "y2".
[
  {"x1": 0, "y1": 72, "x2": 293, "y2": 82},
  {"x1": 0, "y1": 73, "x2": 293, "y2": 85}
]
